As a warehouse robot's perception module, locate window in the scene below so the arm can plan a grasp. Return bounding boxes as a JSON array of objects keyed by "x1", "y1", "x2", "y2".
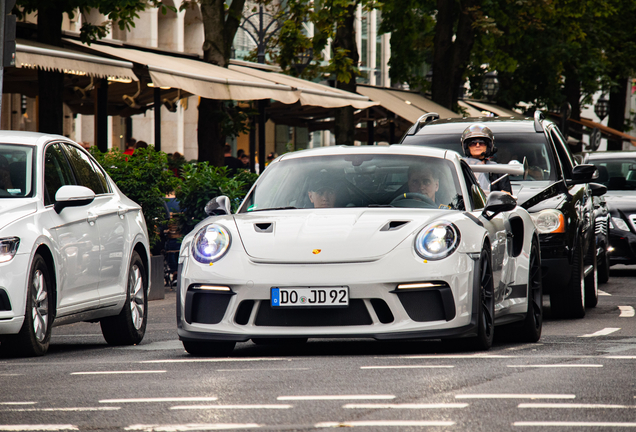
[
  {"x1": 62, "y1": 144, "x2": 108, "y2": 195},
  {"x1": 44, "y1": 144, "x2": 76, "y2": 206}
]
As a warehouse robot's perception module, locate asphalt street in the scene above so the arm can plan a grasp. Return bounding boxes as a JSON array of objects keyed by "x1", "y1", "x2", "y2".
[{"x1": 1, "y1": 266, "x2": 636, "y2": 431}]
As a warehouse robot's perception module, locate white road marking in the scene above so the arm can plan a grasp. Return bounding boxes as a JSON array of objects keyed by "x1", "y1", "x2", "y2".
[
  {"x1": 0, "y1": 402, "x2": 36, "y2": 405},
  {"x1": 519, "y1": 403, "x2": 636, "y2": 409},
  {"x1": 125, "y1": 424, "x2": 260, "y2": 431},
  {"x1": 607, "y1": 356, "x2": 636, "y2": 359},
  {"x1": 514, "y1": 421, "x2": 636, "y2": 427},
  {"x1": 0, "y1": 426, "x2": 78, "y2": 431},
  {"x1": 456, "y1": 394, "x2": 576, "y2": 400},
  {"x1": 360, "y1": 365, "x2": 454, "y2": 369},
  {"x1": 343, "y1": 403, "x2": 468, "y2": 409},
  {"x1": 140, "y1": 358, "x2": 287, "y2": 364},
  {"x1": 579, "y1": 328, "x2": 621, "y2": 337},
  {"x1": 2, "y1": 407, "x2": 120, "y2": 412},
  {"x1": 382, "y1": 354, "x2": 515, "y2": 359},
  {"x1": 599, "y1": 289, "x2": 611, "y2": 296},
  {"x1": 315, "y1": 420, "x2": 455, "y2": 427},
  {"x1": 71, "y1": 371, "x2": 166, "y2": 375},
  {"x1": 171, "y1": 405, "x2": 291, "y2": 410},
  {"x1": 507, "y1": 364, "x2": 602, "y2": 368},
  {"x1": 278, "y1": 395, "x2": 395, "y2": 401},
  {"x1": 619, "y1": 306, "x2": 635, "y2": 317},
  {"x1": 100, "y1": 397, "x2": 218, "y2": 404}
]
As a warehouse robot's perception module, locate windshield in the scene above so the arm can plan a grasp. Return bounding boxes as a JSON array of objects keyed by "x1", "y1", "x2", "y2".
[
  {"x1": 0, "y1": 144, "x2": 34, "y2": 198},
  {"x1": 403, "y1": 132, "x2": 557, "y2": 182},
  {"x1": 239, "y1": 154, "x2": 465, "y2": 212},
  {"x1": 588, "y1": 158, "x2": 636, "y2": 191}
]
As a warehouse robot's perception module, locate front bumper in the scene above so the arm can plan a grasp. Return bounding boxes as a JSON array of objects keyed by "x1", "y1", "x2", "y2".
[
  {"x1": 177, "y1": 250, "x2": 481, "y2": 342},
  {"x1": 608, "y1": 228, "x2": 636, "y2": 265},
  {"x1": 0, "y1": 254, "x2": 31, "y2": 335},
  {"x1": 537, "y1": 233, "x2": 570, "y2": 293}
]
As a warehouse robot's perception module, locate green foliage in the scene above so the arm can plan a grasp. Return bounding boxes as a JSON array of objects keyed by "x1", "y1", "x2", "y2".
[
  {"x1": 174, "y1": 163, "x2": 258, "y2": 236},
  {"x1": 90, "y1": 146, "x2": 180, "y2": 250}
]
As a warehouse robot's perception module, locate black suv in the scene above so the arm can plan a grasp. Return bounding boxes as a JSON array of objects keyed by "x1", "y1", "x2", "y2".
[{"x1": 401, "y1": 112, "x2": 603, "y2": 318}]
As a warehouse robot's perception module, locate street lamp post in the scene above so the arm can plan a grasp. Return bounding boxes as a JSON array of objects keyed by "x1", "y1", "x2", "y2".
[
  {"x1": 594, "y1": 95, "x2": 610, "y2": 122},
  {"x1": 482, "y1": 71, "x2": 499, "y2": 102}
]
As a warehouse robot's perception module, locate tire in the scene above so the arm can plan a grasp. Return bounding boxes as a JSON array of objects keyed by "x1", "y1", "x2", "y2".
[
  {"x1": 183, "y1": 340, "x2": 236, "y2": 356},
  {"x1": 3, "y1": 254, "x2": 53, "y2": 357},
  {"x1": 550, "y1": 240, "x2": 585, "y2": 319},
  {"x1": 100, "y1": 251, "x2": 148, "y2": 345},
  {"x1": 469, "y1": 248, "x2": 495, "y2": 350},
  {"x1": 252, "y1": 338, "x2": 308, "y2": 345},
  {"x1": 598, "y1": 243, "x2": 610, "y2": 285},
  {"x1": 520, "y1": 239, "x2": 543, "y2": 342},
  {"x1": 584, "y1": 239, "x2": 599, "y2": 308}
]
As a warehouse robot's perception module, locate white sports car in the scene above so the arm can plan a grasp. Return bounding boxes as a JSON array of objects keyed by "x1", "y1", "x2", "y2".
[
  {"x1": 177, "y1": 145, "x2": 542, "y2": 355},
  {"x1": 0, "y1": 132, "x2": 151, "y2": 357}
]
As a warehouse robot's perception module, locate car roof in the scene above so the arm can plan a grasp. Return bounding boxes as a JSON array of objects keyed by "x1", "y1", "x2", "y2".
[
  {"x1": 412, "y1": 116, "x2": 546, "y2": 136},
  {"x1": 277, "y1": 144, "x2": 462, "y2": 162},
  {"x1": 586, "y1": 151, "x2": 636, "y2": 160},
  {"x1": 0, "y1": 131, "x2": 72, "y2": 147}
]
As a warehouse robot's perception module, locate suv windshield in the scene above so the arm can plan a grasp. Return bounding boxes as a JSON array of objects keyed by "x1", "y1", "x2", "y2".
[
  {"x1": 403, "y1": 132, "x2": 557, "y2": 181},
  {"x1": 0, "y1": 144, "x2": 34, "y2": 197},
  {"x1": 239, "y1": 154, "x2": 465, "y2": 212},
  {"x1": 588, "y1": 158, "x2": 636, "y2": 191}
]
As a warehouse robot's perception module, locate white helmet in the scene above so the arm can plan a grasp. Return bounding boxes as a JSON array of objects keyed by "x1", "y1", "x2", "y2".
[{"x1": 461, "y1": 124, "x2": 496, "y2": 158}]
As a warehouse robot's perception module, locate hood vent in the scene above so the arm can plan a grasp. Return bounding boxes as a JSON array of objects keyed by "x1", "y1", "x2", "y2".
[
  {"x1": 380, "y1": 220, "x2": 410, "y2": 232},
  {"x1": 254, "y1": 222, "x2": 274, "y2": 233}
]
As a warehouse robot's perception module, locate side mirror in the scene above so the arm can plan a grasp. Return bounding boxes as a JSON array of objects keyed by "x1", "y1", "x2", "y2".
[
  {"x1": 589, "y1": 182, "x2": 607, "y2": 197},
  {"x1": 205, "y1": 195, "x2": 231, "y2": 216},
  {"x1": 482, "y1": 191, "x2": 517, "y2": 220},
  {"x1": 567, "y1": 164, "x2": 598, "y2": 185},
  {"x1": 54, "y1": 185, "x2": 95, "y2": 214}
]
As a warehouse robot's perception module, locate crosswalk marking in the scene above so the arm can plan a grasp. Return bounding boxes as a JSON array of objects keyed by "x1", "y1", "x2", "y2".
[
  {"x1": 619, "y1": 306, "x2": 635, "y2": 317},
  {"x1": 100, "y1": 397, "x2": 218, "y2": 404},
  {"x1": 343, "y1": 403, "x2": 468, "y2": 409},
  {"x1": 315, "y1": 420, "x2": 455, "y2": 427},
  {"x1": 519, "y1": 403, "x2": 636, "y2": 409},
  {"x1": 579, "y1": 328, "x2": 621, "y2": 337},
  {"x1": 456, "y1": 394, "x2": 576, "y2": 399},
  {"x1": 278, "y1": 395, "x2": 395, "y2": 401}
]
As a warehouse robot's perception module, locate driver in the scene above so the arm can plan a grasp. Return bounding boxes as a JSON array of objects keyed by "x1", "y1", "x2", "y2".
[
  {"x1": 308, "y1": 173, "x2": 338, "y2": 208},
  {"x1": 407, "y1": 164, "x2": 439, "y2": 201}
]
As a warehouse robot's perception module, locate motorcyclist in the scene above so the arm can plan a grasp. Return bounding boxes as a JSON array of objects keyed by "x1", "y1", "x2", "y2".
[{"x1": 461, "y1": 124, "x2": 512, "y2": 194}]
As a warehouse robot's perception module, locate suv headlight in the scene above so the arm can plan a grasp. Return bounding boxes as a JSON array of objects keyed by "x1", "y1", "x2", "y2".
[
  {"x1": 611, "y1": 217, "x2": 630, "y2": 232},
  {"x1": 414, "y1": 221, "x2": 460, "y2": 260},
  {"x1": 530, "y1": 209, "x2": 565, "y2": 234},
  {"x1": 0, "y1": 237, "x2": 20, "y2": 263},
  {"x1": 191, "y1": 224, "x2": 231, "y2": 264}
]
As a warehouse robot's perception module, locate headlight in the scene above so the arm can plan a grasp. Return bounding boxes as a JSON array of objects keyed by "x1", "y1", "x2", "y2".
[
  {"x1": 0, "y1": 237, "x2": 20, "y2": 263},
  {"x1": 414, "y1": 221, "x2": 460, "y2": 260},
  {"x1": 530, "y1": 209, "x2": 565, "y2": 234},
  {"x1": 191, "y1": 224, "x2": 231, "y2": 264},
  {"x1": 611, "y1": 217, "x2": 630, "y2": 232}
]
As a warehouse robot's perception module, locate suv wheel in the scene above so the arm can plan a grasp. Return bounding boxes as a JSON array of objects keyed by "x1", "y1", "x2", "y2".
[{"x1": 550, "y1": 240, "x2": 585, "y2": 319}]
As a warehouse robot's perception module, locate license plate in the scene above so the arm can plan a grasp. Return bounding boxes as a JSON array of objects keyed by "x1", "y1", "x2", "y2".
[{"x1": 271, "y1": 287, "x2": 349, "y2": 308}]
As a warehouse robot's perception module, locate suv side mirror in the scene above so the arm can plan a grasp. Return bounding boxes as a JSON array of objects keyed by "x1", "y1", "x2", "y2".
[
  {"x1": 482, "y1": 191, "x2": 517, "y2": 220},
  {"x1": 567, "y1": 164, "x2": 598, "y2": 185},
  {"x1": 589, "y1": 182, "x2": 607, "y2": 197},
  {"x1": 205, "y1": 196, "x2": 231, "y2": 216}
]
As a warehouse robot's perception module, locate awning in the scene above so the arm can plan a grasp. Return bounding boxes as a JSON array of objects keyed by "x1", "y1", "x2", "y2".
[
  {"x1": 549, "y1": 113, "x2": 636, "y2": 146},
  {"x1": 458, "y1": 101, "x2": 484, "y2": 117},
  {"x1": 15, "y1": 39, "x2": 136, "y2": 81},
  {"x1": 460, "y1": 100, "x2": 521, "y2": 118},
  {"x1": 229, "y1": 65, "x2": 376, "y2": 109},
  {"x1": 356, "y1": 85, "x2": 459, "y2": 123},
  {"x1": 66, "y1": 40, "x2": 300, "y2": 104}
]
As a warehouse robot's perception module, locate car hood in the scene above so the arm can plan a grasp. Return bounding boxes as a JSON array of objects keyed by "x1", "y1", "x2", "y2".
[
  {"x1": 512, "y1": 181, "x2": 566, "y2": 212},
  {"x1": 604, "y1": 193, "x2": 636, "y2": 214},
  {"x1": 233, "y1": 208, "x2": 450, "y2": 263},
  {"x1": 0, "y1": 199, "x2": 37, "y2": 231}
]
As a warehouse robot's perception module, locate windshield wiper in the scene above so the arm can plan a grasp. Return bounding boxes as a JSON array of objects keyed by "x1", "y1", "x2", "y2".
[
  {"x1": 250, "y1": 206, "x2": 298, "y2": 212},
  {"x1": 367, "y1": 204, "x2": 395, "y2": 207}
]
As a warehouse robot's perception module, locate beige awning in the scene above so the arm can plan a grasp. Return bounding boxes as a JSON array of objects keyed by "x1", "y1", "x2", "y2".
[
  {"x1": 229, "y1": 65, "x2": 377, "y2": 109},
  {"x1": 15, "y1": 39, "x2": 136, "y2": 81},
  {"x1": 357, "y1": 85, "x2": 459, "y2": 123},
  {"x1": 461, "y1": 100, "x2": 521, "y2": 117},
  {"x1": 66, "y1": 40, "x2": 300, "y2": 104},
  {"x1": 458, "y1": 101, "x2": 484, "y2": 117}
]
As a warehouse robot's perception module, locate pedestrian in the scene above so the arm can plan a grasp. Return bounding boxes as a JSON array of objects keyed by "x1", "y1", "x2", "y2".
[
  {"x1": 135, "y1": 140, "x2": 148, "y2": 150},
  {"x1": 224, "y1": 144, "x2": 243, "y2": 175},
  {"x1": 124, "y1": 137, "x2": 136, "y2": 156}
]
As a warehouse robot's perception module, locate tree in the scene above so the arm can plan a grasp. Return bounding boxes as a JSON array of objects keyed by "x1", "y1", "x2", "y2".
[
  {"x1": 14, "y1": 0, "x2": 168, "y2": 135},
  {"x1": 275, "y1": 0, "x2": 365, "y2": 145}
]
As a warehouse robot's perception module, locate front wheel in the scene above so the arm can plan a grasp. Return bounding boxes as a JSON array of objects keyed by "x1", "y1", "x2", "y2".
[
  {"x1": 100, "y1": 251, "x2": 148, "y2": 345},
  {"x1": 4, "y1": 254, "x2": 53, "y2": 357},
  {"x1": 520, "y1": 239, "x2": 543, "y2": 342},
  {"x1": 469, "y1": 248, "x2": 495, "y2": 350},
  {"x1": 550, "y1": 240, "x2": 585, "y2": 319}
]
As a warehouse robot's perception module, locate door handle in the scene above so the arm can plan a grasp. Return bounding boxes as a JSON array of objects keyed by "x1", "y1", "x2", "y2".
[
  {"x1": 87, "y1": 213, "x2": 98, "y2": 225},
  {"x1": 118, "y1": 207, "x2": 127, "y2": 218}
]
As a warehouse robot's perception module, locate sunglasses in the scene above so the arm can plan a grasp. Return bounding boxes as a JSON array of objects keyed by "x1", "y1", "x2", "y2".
[{"x1": 468, "y1": 141, "x2": 487, "y2": 147}]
